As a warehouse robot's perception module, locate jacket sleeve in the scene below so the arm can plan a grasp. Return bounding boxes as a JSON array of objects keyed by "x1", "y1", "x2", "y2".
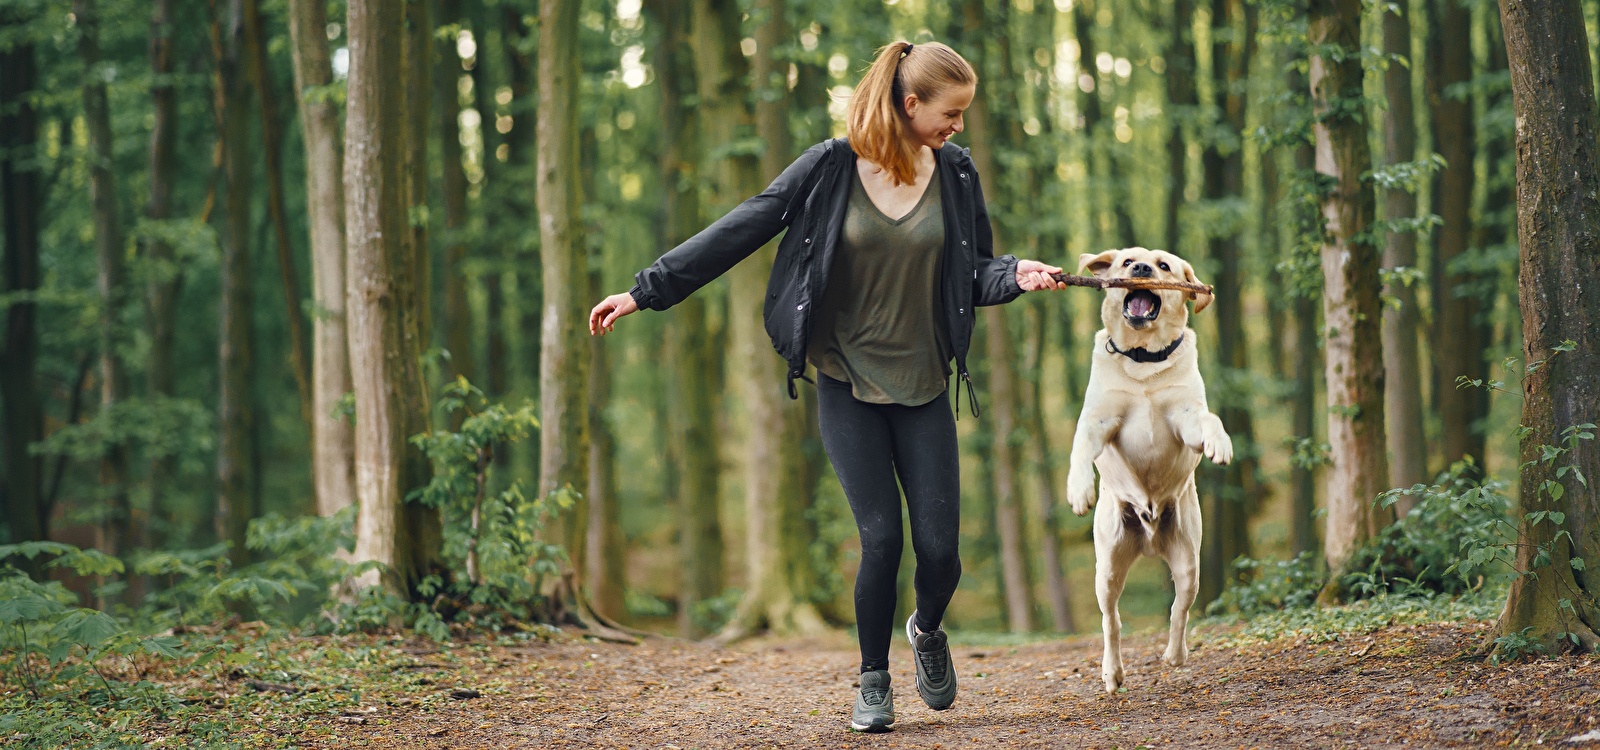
[
  {"x1": 629, "y1": 142, "x2": 829, "y2": 312},
  {"x1": 969, "y1": 162, "x2": 1024, "y2": 307}
]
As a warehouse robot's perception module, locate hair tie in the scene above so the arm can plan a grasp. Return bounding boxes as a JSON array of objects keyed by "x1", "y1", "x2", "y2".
[{"x1": 901, "y1": 43, "x2": 914, "y2": 58}]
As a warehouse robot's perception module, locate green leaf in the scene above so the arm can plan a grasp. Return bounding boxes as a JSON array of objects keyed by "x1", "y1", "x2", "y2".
[
  {"x1": 0, "y1": 592, "x2": 66, "y2": 623},
  {"x1": 55, "y1": 609, "x2": 122, "y2": 649},
  {"x1": 1572, "y1": 558, "x2": 1587, "y2": 572},
  {"x1": 141, "y1": 636, "x2": 184, "y2": 658},
  {"x1": 0, "y1": 540, "x2": 78, "y2": 561},
  {"x1": 49, "y1": 547, "x2": 125, "y2": 577},
  {"x1": 1550, "y1": 511, "x2": 1566, "y2": 525}
]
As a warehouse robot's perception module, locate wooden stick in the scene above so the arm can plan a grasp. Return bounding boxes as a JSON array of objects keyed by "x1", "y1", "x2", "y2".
[{"x1": 1048, "y1": 272, "x2": 1214, "y2": 296}]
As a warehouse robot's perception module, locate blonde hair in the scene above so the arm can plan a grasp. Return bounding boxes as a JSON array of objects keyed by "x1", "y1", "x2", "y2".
[{"x1": 846, "y1": 41, "x2": 977, "y2": 186}]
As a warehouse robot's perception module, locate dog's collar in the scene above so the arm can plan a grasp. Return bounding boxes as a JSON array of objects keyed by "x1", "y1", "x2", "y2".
[{"x1": 1105, "y1": 332, "x2": 1185, "y2": 363}]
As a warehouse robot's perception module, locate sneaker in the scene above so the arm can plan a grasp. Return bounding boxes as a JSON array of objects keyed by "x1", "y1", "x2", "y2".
[
  {"x1": 850, "y1": 669, "x2": 895, "y2": 732},
  {"x1": 906, "y1": 611, "x2": 957, "y2": 710}
]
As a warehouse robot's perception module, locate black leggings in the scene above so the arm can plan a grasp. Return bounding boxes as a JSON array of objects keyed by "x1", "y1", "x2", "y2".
[{"x1": 817, "y1": 373, "x2": 962, "y2": 673}]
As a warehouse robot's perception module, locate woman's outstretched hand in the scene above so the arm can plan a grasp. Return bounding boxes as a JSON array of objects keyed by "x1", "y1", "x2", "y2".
[
  {"x1": 1016, "y1": 259, "x2": 1068, "y2": 291},
  {"x1": 589, "y1": 292, "x2": 639, "y2": 336}
]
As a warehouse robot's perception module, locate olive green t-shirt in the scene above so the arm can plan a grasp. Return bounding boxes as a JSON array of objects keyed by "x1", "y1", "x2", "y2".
[{"x1": 806, "y1": 166, "x2": 950, "y2": 406}]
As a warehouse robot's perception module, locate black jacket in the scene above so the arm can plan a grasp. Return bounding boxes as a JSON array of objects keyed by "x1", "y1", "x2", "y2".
[{"x1": 628, "y1": 138, "x2": 1024, "y2": 414}]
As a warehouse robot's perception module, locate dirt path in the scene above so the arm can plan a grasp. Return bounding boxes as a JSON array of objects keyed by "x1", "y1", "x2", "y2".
[{"x1": 301, "y1": 622, "x2": 1598, "y2": 748}]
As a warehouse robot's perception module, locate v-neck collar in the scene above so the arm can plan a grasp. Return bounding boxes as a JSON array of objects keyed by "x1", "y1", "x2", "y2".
[{"x1": 854, "y1": 160, "x2": 938, "y2": 225}]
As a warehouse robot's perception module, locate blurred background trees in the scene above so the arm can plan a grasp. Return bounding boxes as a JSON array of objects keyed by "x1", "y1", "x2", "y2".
[{"x1": 0, "y1": 0, "x2": 1594, "y2": 648}]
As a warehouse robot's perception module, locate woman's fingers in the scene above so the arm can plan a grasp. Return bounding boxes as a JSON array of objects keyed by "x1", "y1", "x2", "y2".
[
  {"x1": 590, "y1": 293, "x2": 638, "y2": 335},
  {"x1": 590, "y1": 298, "x2": 618, "y2": 336}
]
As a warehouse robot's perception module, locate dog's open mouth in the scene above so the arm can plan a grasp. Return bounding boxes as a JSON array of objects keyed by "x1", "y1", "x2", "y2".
[{"x1": 1123, "y1": 290, "x2": 1161, "y2": 325}]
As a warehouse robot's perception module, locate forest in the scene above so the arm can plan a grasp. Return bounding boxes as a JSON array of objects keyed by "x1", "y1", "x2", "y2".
[{"x1": 1, "y1": 0, "x2": 1599, "y2": 745}]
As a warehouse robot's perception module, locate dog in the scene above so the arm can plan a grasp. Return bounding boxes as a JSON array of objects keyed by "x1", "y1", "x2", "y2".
[{"x1": 1065, "y1": 247, "x2": 1233, "y2": 694}]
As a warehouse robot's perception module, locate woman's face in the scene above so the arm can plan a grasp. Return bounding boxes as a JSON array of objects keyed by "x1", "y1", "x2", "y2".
[{"x1": 903, "y1": 82, "x2": 975, "y2": 151}]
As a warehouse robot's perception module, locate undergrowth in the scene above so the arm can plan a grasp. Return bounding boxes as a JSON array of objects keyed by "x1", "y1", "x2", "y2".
[{"x1": 1203, "y1": 461, "x2": 1513, "y2": 646}]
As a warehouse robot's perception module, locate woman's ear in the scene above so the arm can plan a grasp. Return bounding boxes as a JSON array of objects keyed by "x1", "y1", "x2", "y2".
[
  {"x1": 1078, "y1": 250, "x2": 1118, "y2": 278},
  {"x1": 902, "y1": 93, "x2": 920, "y2": 119},
  {"x1": 1182, "y1": 261, "x2": 1213, "y2": 314}
]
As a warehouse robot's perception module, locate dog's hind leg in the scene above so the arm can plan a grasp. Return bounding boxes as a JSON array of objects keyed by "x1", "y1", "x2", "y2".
[
  {"x1": 1094, "y1": 514, "x2": 1140, "y2": 694},
  {"x1": 1162, "y1": 532, "x2": 1200, "y2": 667}
]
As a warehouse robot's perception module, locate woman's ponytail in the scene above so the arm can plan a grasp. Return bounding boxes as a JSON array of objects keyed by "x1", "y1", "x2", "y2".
[{"x1": 846, "y1": 41, "x2": 975, "y2": 186}]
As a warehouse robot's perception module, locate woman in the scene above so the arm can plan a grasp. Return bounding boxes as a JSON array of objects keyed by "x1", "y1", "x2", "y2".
[{"x1": 589, "y1": 40, "x2": 1065, "y2": 732}]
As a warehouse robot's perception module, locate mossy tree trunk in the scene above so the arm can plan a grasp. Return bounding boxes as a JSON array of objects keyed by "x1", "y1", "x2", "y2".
[
  {"x1": 1428, "y1": 0, "x2": 1491, "y2": 476},
  {"x1": 1380, "y1": 0, "x2": 1428, "y2": 503},
  {"x1": 1198, "y1": 0, "x2": 1261, "y2": 608},
  {"x1": 646, "y1": 0, "x2": 726, "y2": 639},
  {"x1": 963, "y1": 0, "x2": 1036, "y2": 635},
  {"x1": 1493, "y1": 0, "x2": 1600, "y2": 654},
  {"x1": 714, "y1": 0, "x2": 836, "y2": 643},
  {"x1": 1, "y1": 10, "x2": 44, "y2": 551},
  {"x1": 215, "y1": 0, "x2": 258, "y2": 569},
  {"x1": 285, "y1": 0, "x2": 356, "y2": 518},
  {"x1": 1308, "y1": 0, "x2": 1394, "y2": 594}
]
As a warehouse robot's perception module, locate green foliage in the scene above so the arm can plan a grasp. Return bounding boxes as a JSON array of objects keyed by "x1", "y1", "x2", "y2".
[
  {"x1": 1489, "y1": 627, "x2": 1547, "y2": 665},
  {"x1": 1273, "y1": 168, "x2": 1336, "y2": 298},
  {"x1": 690, "y1": 587, "x2": 744, "y2": 634},
  {"x1": 1349, "y1": 460, "x2": 1515, "y2": 597},
  {"x1": 1206, "y1": 552, "x2": 1323, "y2": 617},
  {"x1": 624, "y1": 588, "x2": 673, "y2": 619},
  {"x1": 1285, "y1": 435, "x2": 1332, "y2": 470},
  {"x1": 0, "y1": 544, "x2": 178, "y2": 704},
  {"x1": 1205, "y1": 586, "x2": 1504, "y2": 646},
  {"x1": 408, "y1": 377, "x2": 564, "y2": 631},
  {"x1": 130, "y1": 510, "x2": 356, "y2": 630}
]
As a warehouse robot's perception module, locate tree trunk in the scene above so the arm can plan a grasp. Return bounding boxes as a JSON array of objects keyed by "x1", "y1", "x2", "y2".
[
  {"x1": 1165, "y1": 0, "x2": 1197, "y2": 253},
  {"x1": 586, "y1": 267, "x2": 626, "y2": 623},
  {"x1": 1381, "y1": 0, "x2": 1428, "y2": 503},
  {"x1": 1291, "y1": 295, "x2": 1321, "y2": 557},
  {"x1": 1494, "y1": 0, "x2": 1600, "y2": 653},
  {"x1": 1199, "y1": 0, "x2": 1260, "y2": 608},
  {"x1": 741, "y1": 0, "x2": 836, "y2": 639},
  {"x1": 1075, "y1": 0, "x2": 1138, "y2": 248},
  {"x1": 642, "y1": 0, "x2": 724, "y2": 639},
  {"x1": 243, "y1": 0, "x2": 313, "y2": 434},
  {"x1": 470, "y1": 1, "x2": 508, "y2": 402},
  {"x1": 78, "y1": 0, "x2": 132, "y2": 577},
  {"x1": 216, "y1": 0, "x2": 258, "y2": 567},
  {"x1": 346, "y1": 0, "x2": 420, "y2": 593},
  {"x1": 1429, "y1": 0, "x2": 1490, "y2": 474},
  {"x1": 1, "y1": 14, "x2": 44, "y2": 548},
  {"x1": 438, "y1": 0, "x2": 473, "y2": 385},
  {"x1": 536, "y1": 0, "x2": 611, "y2": 634},
  {"x1": 1288, "y1": 77, "x2": 1321, "y2": 559},
  {"x1": 403, "y1": 0, "x2": 433, "y2": 349},
  {"x1": 1309, "y1": 0, "x2": 1394, "y2": 593},
  {"x1": 1024, "y1": 305, "x2": 1077, "y2": 632},
  {"x1": 397, "y1": 0, "x2": 444, "y2": 593},
  {"x1": 143, "y1": 0, "x2": 183, "y2": 539},
  {"x1": 285, "y1": 0, "x2": 356, "y2": 517},
  {"x1": 963, "y1": 0, "x2": 1035, "y2": 634}
]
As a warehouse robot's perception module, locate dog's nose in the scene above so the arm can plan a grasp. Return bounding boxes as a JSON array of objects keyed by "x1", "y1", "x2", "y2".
[{"x1": 1131, "y1": 262, "x2": 1154, "y2": 278}]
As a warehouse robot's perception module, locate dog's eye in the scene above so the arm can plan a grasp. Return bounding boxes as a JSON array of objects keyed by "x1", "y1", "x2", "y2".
[
  {"x1": 1158, "y1": 262, "x2": 1170, "y2": 271},
  {"x1": 1122, "y1": 259, "x2": 1133, "y2": 267}
]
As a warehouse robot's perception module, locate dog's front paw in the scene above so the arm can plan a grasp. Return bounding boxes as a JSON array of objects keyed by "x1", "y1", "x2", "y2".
[
  {"x1": 1201, "y1": 420, "x2": 1233, "y2": 466},
  {"x1": 1067, "y1": 469, "x2": 1097, "y2": 516}
]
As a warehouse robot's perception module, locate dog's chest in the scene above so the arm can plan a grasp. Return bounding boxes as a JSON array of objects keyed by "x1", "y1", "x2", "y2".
[{"x1": 1110, "y1": 397, "x2": 1184, "y2": 461}]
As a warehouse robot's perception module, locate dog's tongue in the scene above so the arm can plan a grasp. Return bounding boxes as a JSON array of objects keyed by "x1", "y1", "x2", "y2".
[{"x1": 1128, "y1": 295, "x2": 1155, "y2": 318}]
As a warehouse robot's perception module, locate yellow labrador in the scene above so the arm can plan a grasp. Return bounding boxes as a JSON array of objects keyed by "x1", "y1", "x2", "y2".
[{"x1": 1065, "y1": 247, "x2": 1232, "y2": 694}]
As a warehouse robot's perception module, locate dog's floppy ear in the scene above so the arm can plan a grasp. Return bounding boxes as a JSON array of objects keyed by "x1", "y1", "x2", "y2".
[
  {"x1": 1181, "y1": 260, "x2": 1213, "y2": 314},
  {"x1": 1078, "y1": 250, "x2": 1118, "y2": 279}
]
